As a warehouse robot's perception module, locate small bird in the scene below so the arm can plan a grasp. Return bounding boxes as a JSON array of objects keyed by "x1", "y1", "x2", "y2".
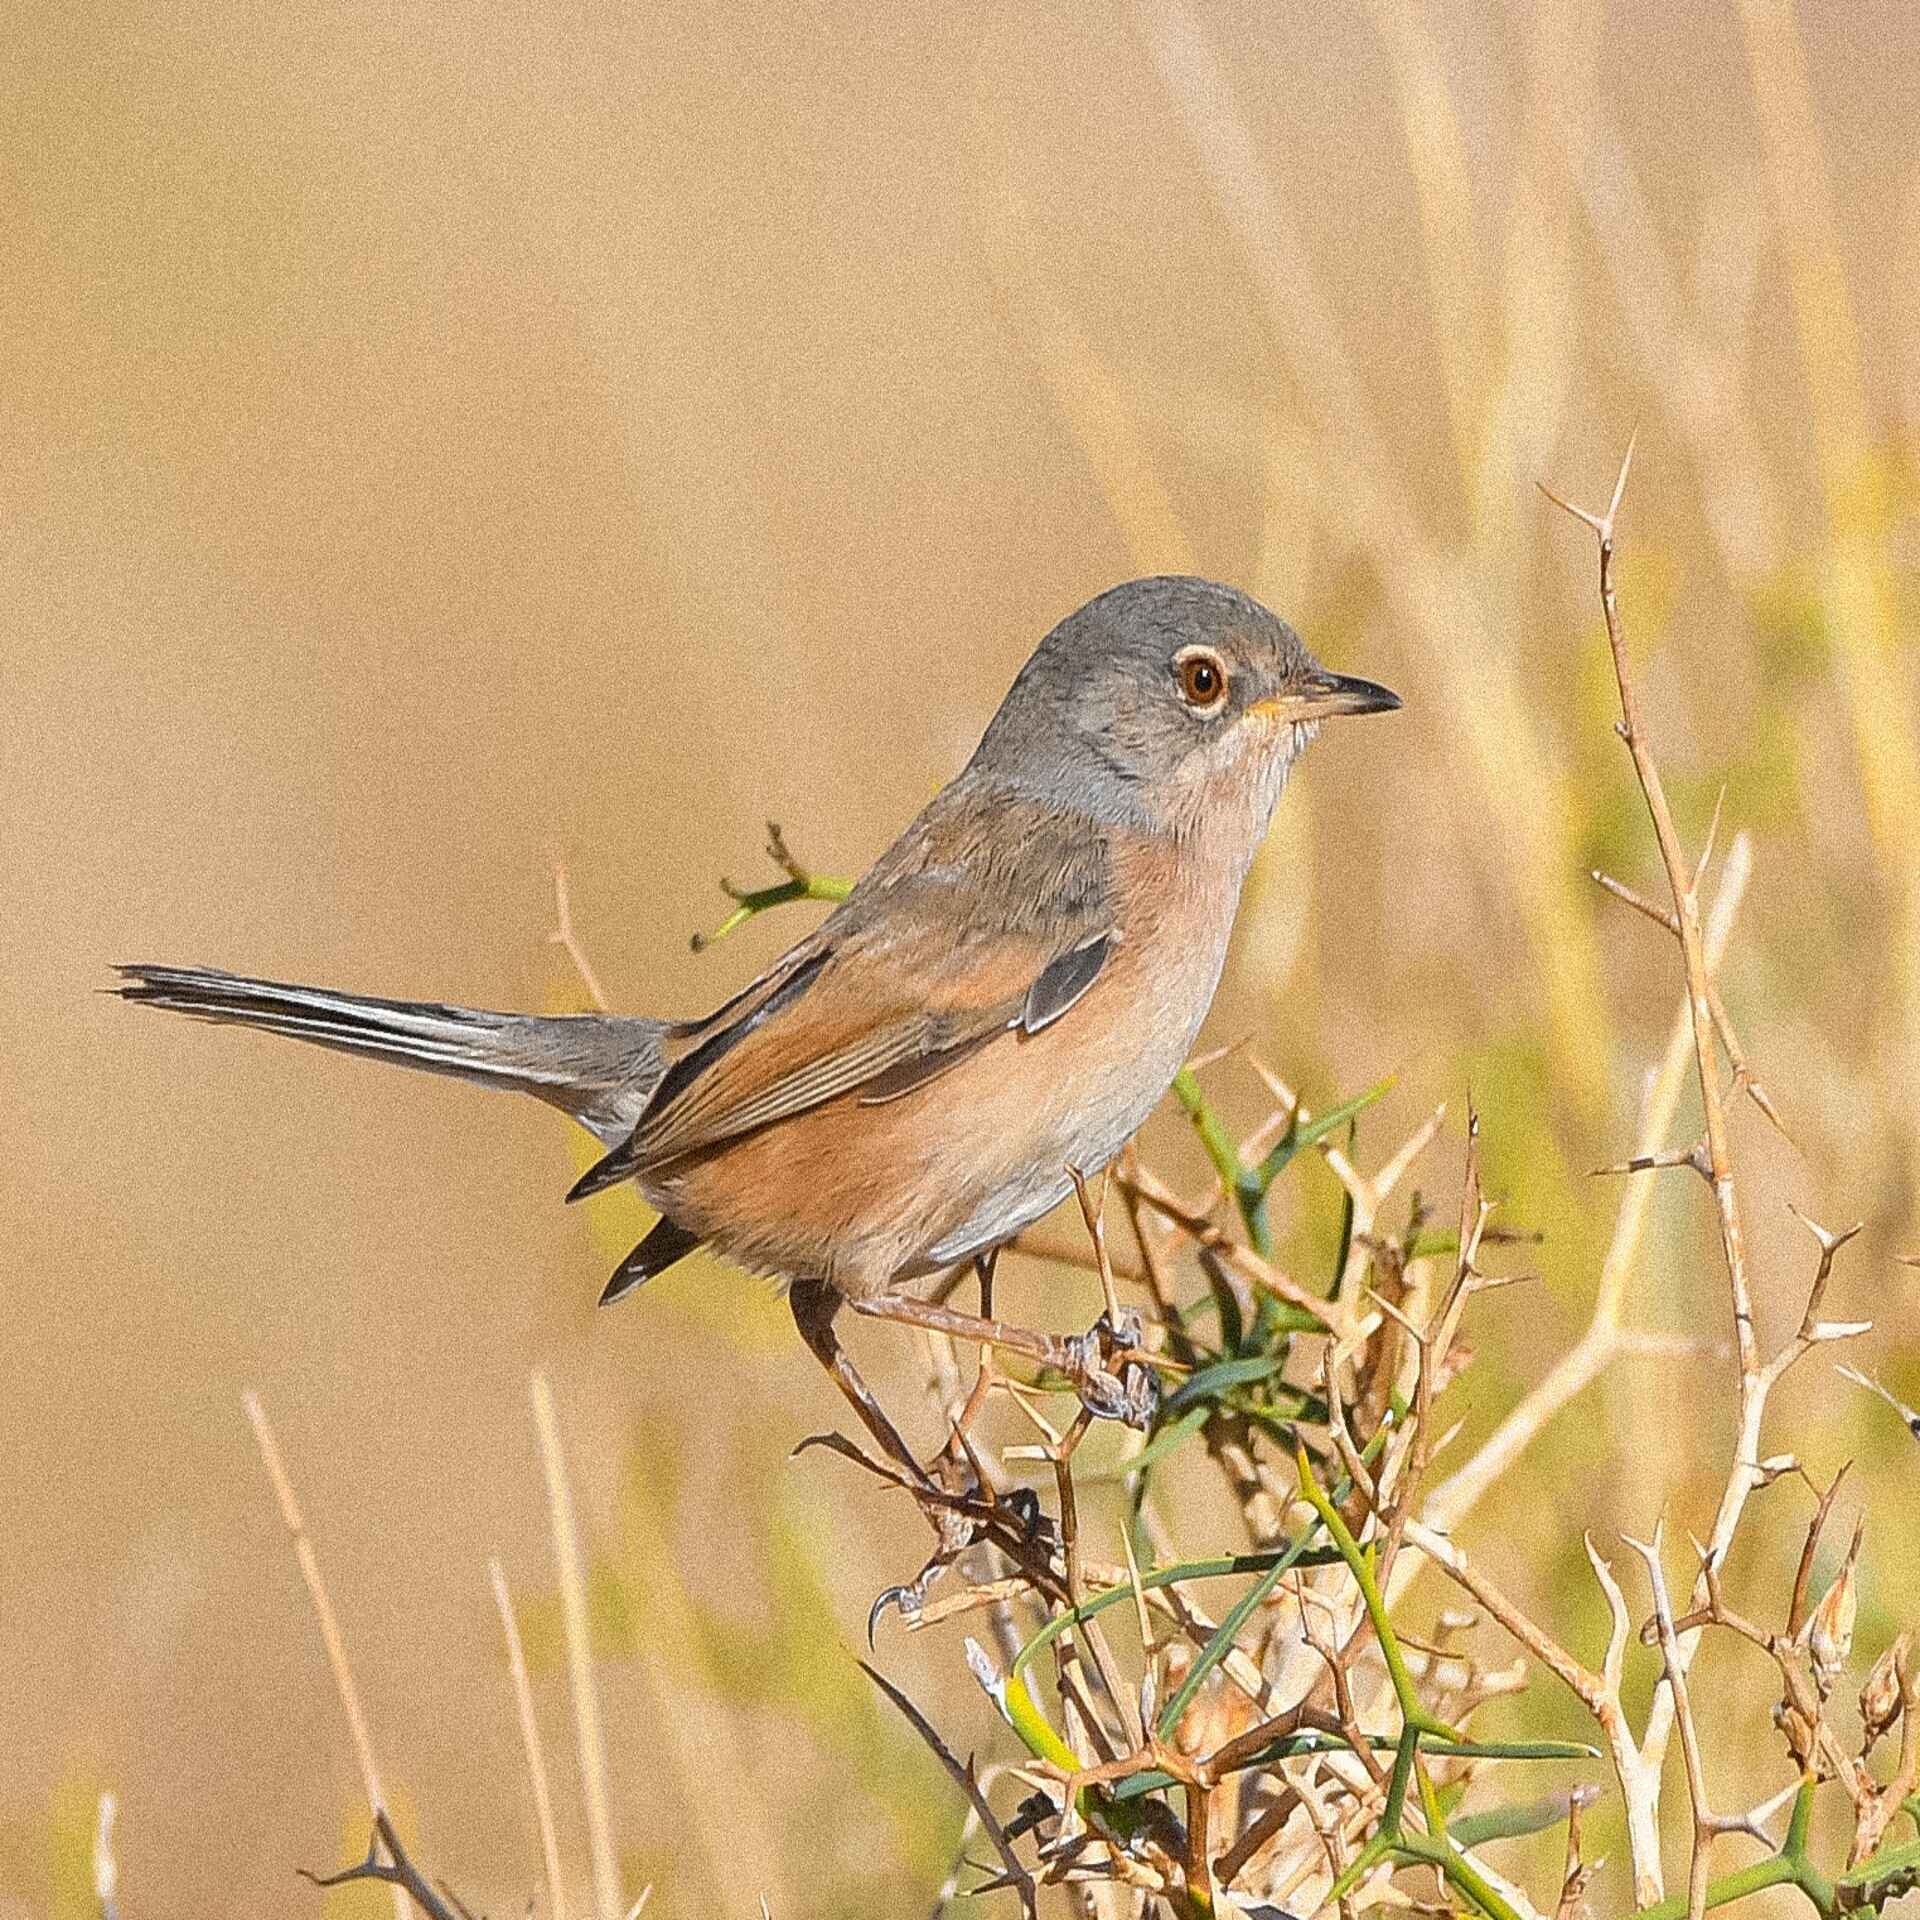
[{"x1": 119, "y1": 576, "x2": 1397, "y2": 1467}]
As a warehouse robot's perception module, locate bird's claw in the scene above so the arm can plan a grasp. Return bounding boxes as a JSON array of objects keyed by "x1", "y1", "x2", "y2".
[
  {"x1": 868, "y1": 1461, "x2": 1062, "y2": 1644},
  {"x1": 868, "y1": 1565, "x2": 943, "y2": 1647},
  {"x1": 1002, "y1": 1484, "x2": 1048, "y2": 1542}
]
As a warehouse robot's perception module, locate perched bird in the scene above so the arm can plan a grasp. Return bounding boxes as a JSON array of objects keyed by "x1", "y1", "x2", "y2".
[{"x1": 119, "y1": 576, "x2": 1397, "y2": 1467}]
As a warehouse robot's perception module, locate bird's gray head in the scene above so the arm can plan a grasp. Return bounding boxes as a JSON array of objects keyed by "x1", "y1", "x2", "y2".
[{"x1": 970, "y1": 576, "x2": 1399, "y2": 838}]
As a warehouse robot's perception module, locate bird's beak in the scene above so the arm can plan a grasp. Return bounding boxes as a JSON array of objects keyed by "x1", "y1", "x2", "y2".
[{"x1": 1249, "y1": 669, "x2": 1402, "y2": 726}]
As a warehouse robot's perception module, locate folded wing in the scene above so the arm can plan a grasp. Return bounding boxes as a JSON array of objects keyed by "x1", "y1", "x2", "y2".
[{"x1": 569, "y1": 792, "x2": 1114, "y2": 1201}]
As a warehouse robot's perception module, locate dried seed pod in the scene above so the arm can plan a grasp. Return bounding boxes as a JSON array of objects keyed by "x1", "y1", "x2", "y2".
[
  {"x1": 1774, "y1": 1698, "x2": 1819, "y2": 1769},
  {"x1": 1860, "y1": 1630, "x2": 1912, "y2": 1754},
  {"x1": 1807, "y1": 1520, "x2": 1864, "y2": 1697}
]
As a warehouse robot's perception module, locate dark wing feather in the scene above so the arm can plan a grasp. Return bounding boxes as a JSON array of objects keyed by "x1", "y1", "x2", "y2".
[
  {"x1": 855, "y1": 1026, "x2": 1005, "y2": 1105},
  {"x1": 1021, "y1": 933, "x2": 1112, "y2": 1032},
  {"x1": 567, "y1": 946, "x2": 830, "y2": 1201},
  {"x1": 599, "y1": 1215, "x2": 705, "y2": 1304},
  {"x1": 634, "y1": 949, "x2": 831, "y2": 1135}
]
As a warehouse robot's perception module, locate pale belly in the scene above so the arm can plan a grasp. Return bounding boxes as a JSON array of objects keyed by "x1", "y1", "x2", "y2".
[{"x1": 907, "y1": 995, "x2": 1207, "y2": 1273}]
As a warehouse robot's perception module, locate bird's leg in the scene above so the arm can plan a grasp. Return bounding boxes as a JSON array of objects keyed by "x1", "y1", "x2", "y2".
[
  {"x1": 791, "y1": 1275, "x2": 1034, "y2": 1636},
  {"x1": 913, "y1": 1253, "x2": 1007, "y2": 1524},
  {"x1": 851, "y1": 1287, "x2": 1160, "y2": 1431},
  {"x1": 787, "y1": 1276, "x2": 934, "y2": 1487},
  {"x1": 949, "y1": 1250, "x2": 1000, "y2": 1449}
]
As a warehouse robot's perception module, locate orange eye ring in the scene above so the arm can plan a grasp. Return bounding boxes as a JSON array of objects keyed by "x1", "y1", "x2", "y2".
[{"x1": 1173, "y1": 646, "x2": 1230, "y2": 713}]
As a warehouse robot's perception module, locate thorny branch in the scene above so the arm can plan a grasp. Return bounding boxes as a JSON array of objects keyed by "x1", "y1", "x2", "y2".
[
  {"x1": 837, "y1": 458, "x2": 1907, "y2": 1918},
  {"x1": 301, "y1": 1813, "x2": 473, "y2": 1920},
  {"x1": 1528, "y1": 448, "x2": 1879, "y2": 1905},
  {"x1": 327, "y1": 506, "x2": 1907, "y2": 1920}
]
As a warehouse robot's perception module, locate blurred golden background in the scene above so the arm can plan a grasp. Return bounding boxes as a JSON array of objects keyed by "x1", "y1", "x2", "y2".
[{"x1": 6, "y1": 0, "x2": 1919, "y2": 1912}]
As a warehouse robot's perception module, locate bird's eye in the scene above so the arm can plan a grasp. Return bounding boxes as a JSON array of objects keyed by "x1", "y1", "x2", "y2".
[{"x1": 1173, "y1": 647, "x2": 1229, "y2": 713}]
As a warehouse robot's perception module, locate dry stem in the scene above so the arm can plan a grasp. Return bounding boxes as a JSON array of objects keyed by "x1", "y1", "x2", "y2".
[
  {"x1": 244, "y1": 1390, "x2": 411, "y2": 1920},
  {"x1": 531, "y1": 1371, "x2": 624, "y2": 1920},
  {"x1": 489, "y1": 1554, "x2": 568, "y2": 1920}
]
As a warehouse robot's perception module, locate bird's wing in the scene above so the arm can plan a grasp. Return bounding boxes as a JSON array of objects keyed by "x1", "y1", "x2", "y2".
[{"x1": 567, "y1": 791, "x2": 1114, "y2": 1198}]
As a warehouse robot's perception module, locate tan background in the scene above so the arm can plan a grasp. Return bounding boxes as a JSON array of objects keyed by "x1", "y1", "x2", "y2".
[{"x1": 5, "y1": 0, "x2": 1920, "y2": 1912}]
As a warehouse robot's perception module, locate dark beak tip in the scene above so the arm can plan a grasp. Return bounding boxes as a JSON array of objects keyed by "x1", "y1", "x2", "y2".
[{"x1": 1329, "y1": 672, "x2": 1402, "y2": 717}]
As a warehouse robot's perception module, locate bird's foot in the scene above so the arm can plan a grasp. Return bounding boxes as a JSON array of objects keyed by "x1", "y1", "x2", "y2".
[
  {"x1": 1056, "y1": 1307, "x2": 1160, "y2": 1429},
  {"x1": 868, "y1": 1465, "x2": 1057, "y2": 1643}
]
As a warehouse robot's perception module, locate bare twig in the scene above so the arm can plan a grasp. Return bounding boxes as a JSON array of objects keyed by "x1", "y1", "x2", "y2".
[
  {"x1": 301, "y1": 1811, "x2": 467, "y2": 1920},
  {"x1": 1415, "y1": 835, "x2": 1752, "y2": 1545},
  {"x1": 1542, "y1": 441, "x2": 1757, "y2": 1379},
  {"x1": 1787, "y1": 1462, "x2": 1852, "y2": 1641},
  {"x1": 549, "y1": 860, "x2": 612, "y2": 1013},
  {"x1": 1403, "y1": 1521, "x2": 1602, "y2": 1711},
  {"x1": 1836, "y1": 1365, "x2": 1920, "y2": 1441},
  {"x1": 244, "y1": 1391, "x2": 411, "y2": 1920},
  {"x1": 860, "y1": 1661, "x2": 1039, "y2": 1919},
  {"x1": 488, "y1": 1555, "x2": 568, "y2": 1920},
  {"x1": 1589, "y1": 866, "x2": 1789, "y2": 1140},
  {"x1": 1555, "y1": 1787, "x2": 1599, "y2": 1920},
  {"x1": 1625, "y1": 1526, "x2": 1713, "y2": 1920},
  {"x1": 1543, "y1": 448, "x2": 1818, "y2": 1848}
]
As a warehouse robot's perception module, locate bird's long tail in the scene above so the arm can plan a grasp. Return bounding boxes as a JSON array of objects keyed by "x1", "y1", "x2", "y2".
[{"x1": 115, "y1": 964, "x2": 665, "y2": 1144}]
